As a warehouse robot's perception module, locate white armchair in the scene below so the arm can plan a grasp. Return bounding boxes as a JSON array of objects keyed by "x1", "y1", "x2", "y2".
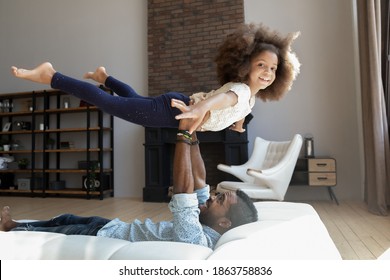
[{"x1": 216, "y1": 134, "x2": 303, "y2": 200}]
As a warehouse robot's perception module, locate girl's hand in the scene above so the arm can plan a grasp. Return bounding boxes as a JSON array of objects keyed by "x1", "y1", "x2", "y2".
[
  {"x1": 229, "y1": 123, "x2": 246, "y2": 133},
  {"x1": 229, "y1": 118, "x2": 246, "y2": 133},
  {"x1": 171, "y1": 99, "x2": 208, "y2": 134}
]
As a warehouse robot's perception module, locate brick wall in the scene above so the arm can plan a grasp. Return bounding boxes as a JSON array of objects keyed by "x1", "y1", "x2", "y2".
[
  {"x1": 146, "y1": 1, "x2": 245, "y2": 189},
  {"x1": 147, "y1": 0, "x2": 244, "y2": 97}
]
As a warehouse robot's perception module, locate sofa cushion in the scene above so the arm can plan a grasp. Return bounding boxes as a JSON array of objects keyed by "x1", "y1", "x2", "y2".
[
  {"x1": 209, "y1": 215, "x2": 342, "y2": 260},
  {"x1": 109, "y1": 241, "x2": 212, "y2": 260},
  {"x1": 0, "y1": 231, "x2": 212, "y2": 260},
  {"x1": 215, "y1": 201, "x2": 319, "y2": 247},
  {"x1": 255, "y1": 201, "x2": 319, "y2": 221}
]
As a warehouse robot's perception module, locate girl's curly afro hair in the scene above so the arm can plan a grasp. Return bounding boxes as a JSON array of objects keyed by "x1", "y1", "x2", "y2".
[{"x1": 214, "y1": 23, "x2": 300, "y2": 101}]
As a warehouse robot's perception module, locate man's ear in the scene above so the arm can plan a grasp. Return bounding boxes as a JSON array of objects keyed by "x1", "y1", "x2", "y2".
[{"x1": 218, "y1": 217, "x2": 232, "y2": 229}]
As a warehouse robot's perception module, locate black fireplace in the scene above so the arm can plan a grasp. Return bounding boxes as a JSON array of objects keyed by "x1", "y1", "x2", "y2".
[{"x1": 143, "y1": 126, "x2": 249, "y2": 202}]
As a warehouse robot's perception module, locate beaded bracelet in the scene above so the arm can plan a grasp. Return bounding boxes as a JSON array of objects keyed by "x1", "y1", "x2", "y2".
[
  {"x1": 191, "y1": 139, "x2": 200, "y2": 145},
  {"x1": 177, "y1": 129, "x2": 192, "y2": 141}
]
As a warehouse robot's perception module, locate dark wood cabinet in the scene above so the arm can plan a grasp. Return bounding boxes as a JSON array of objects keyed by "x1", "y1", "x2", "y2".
[{"x1": 143, "y1": 127, "x2": 249, "y2": 202}]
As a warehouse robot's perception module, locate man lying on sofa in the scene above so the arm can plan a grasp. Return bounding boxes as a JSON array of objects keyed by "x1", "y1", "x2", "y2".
[{"x1": 0, "y1": 119, "x2": 258, "y2": 249}]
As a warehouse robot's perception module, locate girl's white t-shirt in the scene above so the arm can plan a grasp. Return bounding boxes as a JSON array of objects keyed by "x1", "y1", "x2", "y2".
[{"x1": 190, "y1": 82, "x2": 255, "y2": 131}]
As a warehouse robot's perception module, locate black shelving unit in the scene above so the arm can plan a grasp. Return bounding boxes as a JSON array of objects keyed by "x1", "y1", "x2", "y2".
[{"x1": 0, "y1": 88, "x2": 114, "y2": 199}]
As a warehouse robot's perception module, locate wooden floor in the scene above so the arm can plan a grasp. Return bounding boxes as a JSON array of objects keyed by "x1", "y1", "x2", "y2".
[
  {"x1": 1, "y1": 196, "x2": 389, "y2": 260},
  {"x1": 309, "y1": 200, "x2": 390, "y2": 260}
]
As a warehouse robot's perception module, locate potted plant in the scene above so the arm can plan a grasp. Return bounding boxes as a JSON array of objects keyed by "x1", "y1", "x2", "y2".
[{"x1": 17, "y1": 158, "x2": 30, "y2": 169}]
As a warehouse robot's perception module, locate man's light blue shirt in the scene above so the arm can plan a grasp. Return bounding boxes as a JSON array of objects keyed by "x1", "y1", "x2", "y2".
[{"x1": 97, "y1": 185, "x2": 221, "y2": 249}]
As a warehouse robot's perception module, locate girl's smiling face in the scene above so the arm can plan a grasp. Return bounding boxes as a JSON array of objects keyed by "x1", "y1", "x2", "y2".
[{"x1": 247, "y1": 50, "x2": 279, "y2": 95}]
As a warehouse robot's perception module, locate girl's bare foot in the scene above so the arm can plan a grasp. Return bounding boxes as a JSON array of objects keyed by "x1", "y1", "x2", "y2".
[
  {"x1": 83, "y1": 66, "x2": 108, "y2": 84},
  {"x1": 11, "y1": 62, "x2": 56, "y2": 85},
  {"x1": 0, "y1": 206, "x2": 18, "y2": 232}
]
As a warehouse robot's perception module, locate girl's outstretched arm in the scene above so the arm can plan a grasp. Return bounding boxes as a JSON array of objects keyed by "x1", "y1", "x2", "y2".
[{"x1": 172, "y1": 91, "x2": 238, "y2": 133}]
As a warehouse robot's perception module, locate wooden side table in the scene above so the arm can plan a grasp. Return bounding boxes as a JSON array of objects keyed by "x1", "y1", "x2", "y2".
[{"x1": 291, "y1": 157, "x2": 339, "y2": 205}]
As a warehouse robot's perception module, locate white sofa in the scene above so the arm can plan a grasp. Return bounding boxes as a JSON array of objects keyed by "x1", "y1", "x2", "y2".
[{"x1": 0, "y1": 201, "x2": 342, "y2": 260}]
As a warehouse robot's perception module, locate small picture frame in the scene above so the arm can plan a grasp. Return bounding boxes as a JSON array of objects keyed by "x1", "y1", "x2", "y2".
[{"x1": 2, "y1": 122, "x2": 11, "y2": 132}]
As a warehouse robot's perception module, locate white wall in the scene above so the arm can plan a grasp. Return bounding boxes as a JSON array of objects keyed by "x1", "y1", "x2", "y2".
[
  {"x1": 0, "y1": 0, "x2": 364, "y2": 201},
  {"x1": 0, "y1": 0, "x2": 148, "y2": 197},
  {"x1": 245, "y1": 0, "x2": 363, "y2": 200}
]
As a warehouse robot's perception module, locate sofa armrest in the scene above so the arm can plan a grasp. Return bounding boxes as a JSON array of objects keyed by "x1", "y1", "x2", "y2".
[{"x1": 378, "y1": 248, "x2": 390, "y2": 260}]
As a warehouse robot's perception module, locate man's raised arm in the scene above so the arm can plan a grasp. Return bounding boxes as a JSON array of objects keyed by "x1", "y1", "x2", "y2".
[{"x1": 172, "y1": 119, "x2": 195, "y2": 194}]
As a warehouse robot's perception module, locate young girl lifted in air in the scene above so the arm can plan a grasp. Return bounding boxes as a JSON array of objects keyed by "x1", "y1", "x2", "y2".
[{"x1": 11, "y1": 23, "x2": 300, "y2": 134}]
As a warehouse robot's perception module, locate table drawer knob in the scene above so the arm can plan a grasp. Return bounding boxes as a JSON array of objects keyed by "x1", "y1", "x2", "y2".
[{"x1": 317, "y1": 176, "x2": 328, "y2": 180}]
